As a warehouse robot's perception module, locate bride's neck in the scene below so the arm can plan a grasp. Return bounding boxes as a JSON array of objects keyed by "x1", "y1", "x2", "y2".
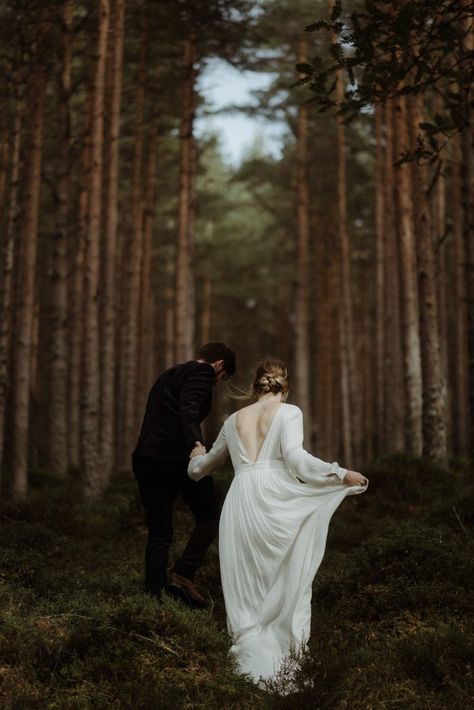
[{"x1": 256, "y1": 393, "x2": 282, "y2": 403}]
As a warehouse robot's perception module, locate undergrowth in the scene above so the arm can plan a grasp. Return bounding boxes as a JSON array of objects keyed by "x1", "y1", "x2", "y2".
[{"x1": 0, "y1": 456, "x2": 472, "y2": 708}]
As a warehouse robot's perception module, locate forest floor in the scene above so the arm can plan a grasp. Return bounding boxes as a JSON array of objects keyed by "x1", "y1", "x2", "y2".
[{"x1": 0, "y1": 456, "x2": 473, "y2": 709}]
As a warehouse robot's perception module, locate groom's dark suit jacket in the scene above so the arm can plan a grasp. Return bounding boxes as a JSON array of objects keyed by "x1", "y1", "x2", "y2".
[{"x1": 133, "y1": 360, "x2": 215, "y2": 464}]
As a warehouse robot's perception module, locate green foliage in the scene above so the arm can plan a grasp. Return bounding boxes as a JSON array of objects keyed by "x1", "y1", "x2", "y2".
[
  {"x1": 264, "y1": 458, "x2": 473, "y2": 706},
  {"x1": 0, "y1": 478, "x2": 261, "y2": 708},
  {"x1": 1, "y1": 458, "x2": 472, "y2": 707},
  {"x1": 192, "y1": 137, "x2": 295, "y2": 374},
  {"x1": 301, "y1": 0, "x2": 473, "y2": 160}
]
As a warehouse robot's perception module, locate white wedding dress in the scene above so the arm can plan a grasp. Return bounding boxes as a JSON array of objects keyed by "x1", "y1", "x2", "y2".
[{"x1": 188, "y1": 403, "x2": 367, "y2": 683}]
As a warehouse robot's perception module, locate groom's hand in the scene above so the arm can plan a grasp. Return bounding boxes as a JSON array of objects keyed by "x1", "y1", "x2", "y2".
[{"x1": 190, "y1": 441, "x2": 206, "y2": 459}]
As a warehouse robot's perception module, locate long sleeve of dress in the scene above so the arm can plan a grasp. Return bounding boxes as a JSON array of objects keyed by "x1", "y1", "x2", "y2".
[
  {"x1": 188, "y1": 424, "x2": 229, "y2": 481},
  {"x1": 281, "y1": 406, "x2": 347, "y2": 483}
]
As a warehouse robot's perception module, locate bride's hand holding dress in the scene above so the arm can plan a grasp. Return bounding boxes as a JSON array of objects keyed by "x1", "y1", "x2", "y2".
[{"x1": 343, "y1": 469, "x2": 368, "y2": 486}]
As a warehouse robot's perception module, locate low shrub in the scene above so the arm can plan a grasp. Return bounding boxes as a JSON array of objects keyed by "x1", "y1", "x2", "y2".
[{"x1": 0, "y1": 458, "x2": 471, "y2": 708}]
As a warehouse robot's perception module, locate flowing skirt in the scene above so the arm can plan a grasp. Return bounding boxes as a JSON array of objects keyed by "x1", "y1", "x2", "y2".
[{"x1": 219, "y1": 461, "x2": 363, "y2": 682}]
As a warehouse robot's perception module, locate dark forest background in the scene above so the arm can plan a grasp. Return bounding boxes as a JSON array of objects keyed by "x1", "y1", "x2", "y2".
[{"x1": 0, "y1": 0, "x2": 473, "y2": 707}]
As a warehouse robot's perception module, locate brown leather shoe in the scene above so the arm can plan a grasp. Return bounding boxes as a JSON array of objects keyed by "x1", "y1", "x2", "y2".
[{"x1": 166, "y1": 572, "x2": 209, "y2": 609}]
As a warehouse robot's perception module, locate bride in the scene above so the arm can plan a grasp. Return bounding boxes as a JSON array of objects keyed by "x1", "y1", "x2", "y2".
[{"x1": 187, "y1": 358, "x2": 368, "y2": 684}]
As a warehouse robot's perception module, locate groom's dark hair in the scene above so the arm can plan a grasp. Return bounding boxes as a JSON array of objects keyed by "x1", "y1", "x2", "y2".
[{"x1": 198, "y1": 342, "x2": 236, "y2": 377}]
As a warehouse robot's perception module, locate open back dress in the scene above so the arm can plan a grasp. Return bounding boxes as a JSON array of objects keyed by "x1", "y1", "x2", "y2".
[{"x1": 188, "y1": 403, "x2": 368, "y2": 683}]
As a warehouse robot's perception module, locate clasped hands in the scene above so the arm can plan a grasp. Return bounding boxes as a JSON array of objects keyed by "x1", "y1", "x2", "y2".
[{"x1": 190, "y1": 441, "x2": 206, "y2": 459}]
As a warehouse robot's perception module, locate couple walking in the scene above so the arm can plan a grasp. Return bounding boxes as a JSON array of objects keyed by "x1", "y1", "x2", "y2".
[{"x1": 132, "y1": 342, "x2": 368, "y2": 684}]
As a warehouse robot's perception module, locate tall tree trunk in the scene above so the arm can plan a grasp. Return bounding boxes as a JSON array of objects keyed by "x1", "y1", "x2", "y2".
[
  {"x1": 80, "y1": 0, "x2": 109, "y2": 499},
  {"x1": 48, "y1": 0, "x2": 73, "y2": 477},
  {"x1": 11, "y1": 68, "x2": 46, "y2": 498},
  {"x1": 100, "y1": 0, "x2": 125, "y2": 478},
  {"x1": 383, "y1": 99, "x2": 405, "y2": 453},
  {"x1": 187, "y1": 133, "x2": 197, "y2": 352},
  {"x1": 0, "y1": 90, "x2": 23, "y2": 482},
  {"x1": 432, "y1": 94, "x2": 450, "y2": 448},
  {"x1": 201, "y1": 276, "x2": 212, "y2": 345},
  {"x1": 314, "y1": 221, "x2": 334, "y2": 460},
  {"x1": 118, "y1": 38, "x2": 146, "y2": 469},
  {"x1": 411, "y1": 94, "x2": 447, "y2": 460},
  {"x1": 336, "y1": 85, "x2": 358, "y2": 463},
  {"x1": 451, "y1": 132, "x2": 469, "y2": 456},
  {"x1": 294, "y1": 36, "x2": 312, "y2": 444},
  {"x1": 199, "y1": 222, "x2": 213, "y2": 346},
  {"x1": 374, "y1": 106, "x2": 385, "y2": 455},
  {"x1": 460, "y1": 1, "x2": 474, "y2": 458},
  {"x1": 361, "y1": 299, "x2": 375, "y2": 461},
  {"x1": 68, "y1": 124, "x2": 90, "y2": 470},
  {"x1": 137, "y1": 132, "x2": 157, "y2": 417},
  {"x1": 29, "y1": 294, "x2": 40, "y2": 469},
  {"x1": 434, "y1": 167, "x2": 450, "y2": 447},
  {"x1": 393, "y1": 93, "x2": 423, "y2": 455},
  {"x1": 164, "y1": 252, "x2": 175, "y2": 370},
  {"x1": 327, "y1": 0, "x2": 360, "y2": 461},
  {"x1": 319, "y1": 294, "x2": 334, "y2": 460},
  {"x1": 328, "y1": 262, "x2": 341, "y2": 460},
  {"x1": 175, "y1": 33, "x2": 197, "y2": 363},
  {"x1": 0, "y1": 128, "x2": 8, "y2": 220}
]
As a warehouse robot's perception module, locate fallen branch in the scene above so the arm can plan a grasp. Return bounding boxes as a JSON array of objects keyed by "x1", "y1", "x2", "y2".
[
  {"x1": 35, "y1": 612, "x2": 179, "y2": 656},
  {"x1": 452, "y1": 505, "x2": 470, "y2": 538}
]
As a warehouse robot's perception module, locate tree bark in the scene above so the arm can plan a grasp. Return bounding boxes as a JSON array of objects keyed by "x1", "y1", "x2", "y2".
[
  {"x1": 393, "y1": 93, "x2": 423, "y2": 455},
  {"x1": 336, "y1": 75, "x2": 359, "y2": 463},
  {"x1": 293, "y1": 36, "x2": 312, "y2": 444},
  {"x1": 383, "y1": 99, "x2": 405, "y2": 453},
  {"x1": 201, "y1": 276, "x2": 212, "y2": 346},
  {"x1": 137, "y1": 131, "x2": 157, "y2": 418},
  {"x1": 329, "y1": 262, "x2": 341, "y2": 460},
  {"x1": 164, "y1": 252, "x2": 175, "y2": 370},
  {"x1": 314, "y1": 218, "x2": 334, "y2": 461},
  {"x1": 80, "y1": 0, "x2": 109, "y2": 499},
  {"x1": 68, "y1": 119, "x2": 90, "y2": 470},
  {"x1": 451, "y1": 132, "x2": 469, "y2": 456},
  {"x1": 118, "y1": 37, "x2": 146, "y2": 469},
  {"x1": 361, "y1": 298, "x2": 375, "y2": 461},
  {"x1": 460, "y1": 1, "x2": 474, "y2": 458},
  {"x1": 11, "y1": 67, "x2": 46, "y2": 499},
  {"x1": 175, "y1": 33, "x2": 198, "y2": 363},
  {"x1": 0, "y1": 90, "x2": 23, "y2": 482},
  {"x1": 374, "y1": 106, "x2": 385, "y2": 455},
  {"x1": 48, "y1": 0, "x2": 73, "y2": 477},
  {"x1": 200, "y1": 221, "x2": 213, "y2": 347},
  {"x1": 100, "y1": 0, "x2": 125, "y2": 478},
  {"x1": 29, "y1": 294, "x2": 40, "y2": 469},
  {"x1": 187, "y1": 133, "x2": 197, "y2": 352},
  {"x1": 0, "y1": 128, "x2": 8, "y2": 221},
  {"x1": 432, "y1": 94, "x2": 450, "y2": 448},
  {"x1": 327, "y1": 0, "x2": 360, "y2": 462},
  {"x1": 411, "y1": 94, "x2": 447, "y2": 460}
]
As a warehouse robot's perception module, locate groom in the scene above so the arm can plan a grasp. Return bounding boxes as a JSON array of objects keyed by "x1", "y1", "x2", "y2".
[{"x1": 132, "y1": 342, "x2": 236, "y2": 607}]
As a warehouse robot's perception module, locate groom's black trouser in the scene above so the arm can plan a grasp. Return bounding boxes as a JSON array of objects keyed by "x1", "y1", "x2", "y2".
[{"x1": 133, "y1": 455, "x2": 219, "y2": 595}]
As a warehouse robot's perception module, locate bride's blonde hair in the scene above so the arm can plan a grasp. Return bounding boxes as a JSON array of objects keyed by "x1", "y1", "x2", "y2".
[
  {"x1": 230, "y1": 358, "x2": 289, "y2": 401},
  {"x1": 252, "y1": 358, "x2": 289, "y2": 398}
]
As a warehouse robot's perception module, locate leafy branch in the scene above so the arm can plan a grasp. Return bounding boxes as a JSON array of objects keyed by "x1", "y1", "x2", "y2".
[{"x1": 298, "y1": 0, "x2": 474, "y2": 161}]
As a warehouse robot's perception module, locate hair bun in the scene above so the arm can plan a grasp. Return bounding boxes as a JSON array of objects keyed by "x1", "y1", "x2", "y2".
[
  {"x1": 252, "y1": 358, "x2": 289, "y2": 398},
  {"x1": 258, "y1": 373, "x2": 283, "y2": 393}
]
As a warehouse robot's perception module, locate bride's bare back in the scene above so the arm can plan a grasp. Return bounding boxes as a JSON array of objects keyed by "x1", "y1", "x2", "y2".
[{"x1": 235, "y1": 397, "x2": 283, "y2": 463}]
